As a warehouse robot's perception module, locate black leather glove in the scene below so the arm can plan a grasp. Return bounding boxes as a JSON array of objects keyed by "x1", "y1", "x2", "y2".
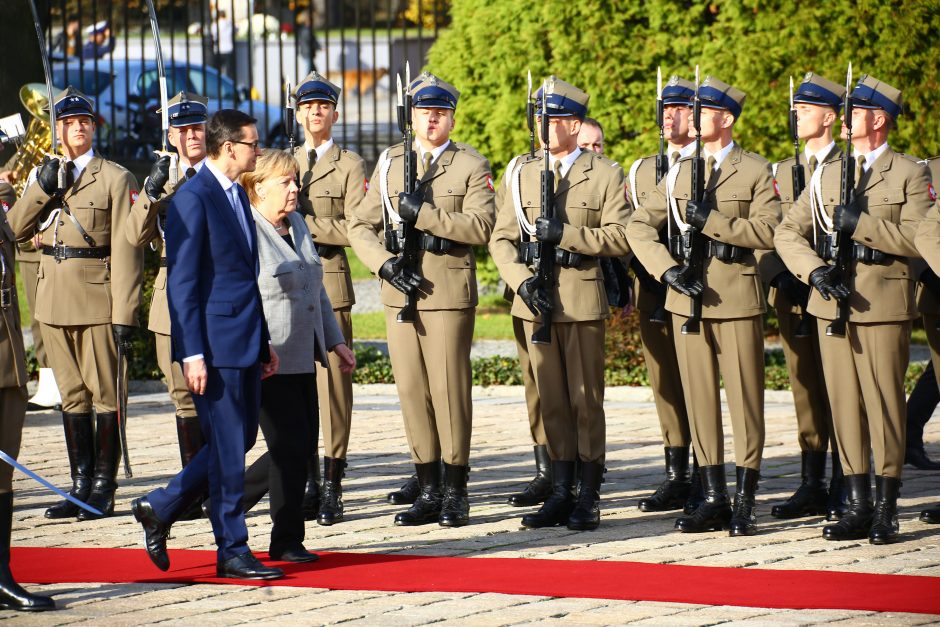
[
  {"x1": 112, "y1": 324, "x2": 135, "y2": 347},
  {"x1": 771, "y1": 271, "x2": 810, "y2": 307},
  {"x1": 378, "y1": 257, "x2": 423, "y2": 295},
  {"x1": 661, "y1": 265, "x2": 704, "y2": 297},
  {"x1": 36, "y1": 156, "x2": 61, "y2": 196},
  {"x1": 921, "y1": 268, "x2": 940, "y2": 298},
  {"x1": 145, "y1": 155, "x2": 172, "y2": 200},
  {"x1": 808, "y1": 266, "x2": 850, "y2": 301},
  {"x1": 535, "y1": 216, "x2": 564, "y2": 244},
  {"x1": 833, "y1": 202, "x2": 861, "y2": 235},
  {"x1": 397, "y1": 191, "x2": 424, "y2": 223},
  {"x1": 685, "y1": 199, "x2": 712, "y2": 230},
  {"x1": 517, "y1": 276, "x2": 553, "y2": 316}
]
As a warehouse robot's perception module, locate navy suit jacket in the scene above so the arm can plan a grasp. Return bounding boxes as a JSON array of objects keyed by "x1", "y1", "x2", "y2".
[{"x1": 166, "y1": 164, "x2": 269, "y2": 369}]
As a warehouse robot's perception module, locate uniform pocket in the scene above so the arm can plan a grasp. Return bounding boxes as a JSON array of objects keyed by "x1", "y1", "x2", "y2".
[
  {"x1": 433, "y1": 184, "x2": 467, "y2": 213},
  {"x1": 718, "y1": 187, "x2": 752, "y2": 218},
  {"x1": 314, "y1": 187, "x2": 343, "y2": 216}
]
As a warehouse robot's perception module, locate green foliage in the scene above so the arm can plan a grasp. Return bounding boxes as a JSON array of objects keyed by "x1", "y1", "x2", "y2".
[
  {"x1": 472, "y1": 356, "x2": 524, "y2": 386},
  {"x1": 604, "y1": 308, "x2": 649, "y2": 386},
  {"x1": 14, "y1": 262, "x2": 29, "y2": 328},
  {"x1": 126, "y1": 248, "x2": 163, "y2": 380},
  {"x1": 429, "y1": 0, "x2": 940, "y2": 175},
  {"x1": 351, "y1": 311, "x2": 388, "y2": 339},
  {"x1": 352, "y1": 344, "x2": 396, "y2": 384}
]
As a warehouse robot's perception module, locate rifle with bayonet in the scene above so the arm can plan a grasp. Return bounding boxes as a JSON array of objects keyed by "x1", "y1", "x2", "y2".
[
  {"x1": 789, "y1": 75, "x2": 814, "y2": 339},
  {"x1": 395, "y1": 63, "x2": 421, "y2": 324},
  {"x1": 646, "y1": 66, "x2": 669, "y2": 325},
  {"x1": 826, "y1": 64, "x2": 855, "y2": 338},
  {"x1": 680, "y1": 66, "x2": 707, "y2": 335},
  {"x1": 526, "y1": 71, "x2": 536, "y2": 158},
  {"x1": 530, "y1": 80, "x2": 557, "y2": 345}
]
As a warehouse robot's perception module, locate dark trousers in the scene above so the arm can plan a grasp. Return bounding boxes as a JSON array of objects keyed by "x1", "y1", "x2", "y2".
[
  {"x1": 148, "y1": 364, "x2": 261, "y2": 561},
  {"x1": 907, "y1": 359, "x2": 939, "y2": 447},
  {"x1": 243, "y1": 372, "x2": 318, "y2": 555}
]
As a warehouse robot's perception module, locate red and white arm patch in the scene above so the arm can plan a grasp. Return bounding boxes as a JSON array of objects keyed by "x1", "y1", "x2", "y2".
[
  {"x1": 486, "y1": 175, "x2": 494, "y2": 192},
  {"x1": 1, "y1": 201, "x2": 9, "y2": 213},
  {"x1": 773, "y1": 179, "x2": 781, "y2": 197},
  {"x1": 929, "y1": 183, "x2": 937, "y2": 202},
  {"x1": 364, "y1": 178, "x2": 369, "y2": 193},
  {"x1": 130, "y1": 189, "x2": 139, "y2": 204}
]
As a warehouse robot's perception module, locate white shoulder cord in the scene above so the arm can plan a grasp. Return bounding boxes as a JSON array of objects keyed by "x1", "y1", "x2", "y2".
[
  {"x1": 809, "y1": 162, "x2": 831, "y2": 250},
  {"x1": 506, "y1": 156, "x2": 534, "y2": 240},
  {"x1": 377, "y1": 148, "x2": 397, "y2": 228},
  {"x1": 771, "y1": 162, "x2": 779, "y2": 179},
  {"x1": 627, "y1": 158, "x2": 643, "y2": 209},
  {"x1": 665, "y1": 161, "x2": 686, "y2": 241}
]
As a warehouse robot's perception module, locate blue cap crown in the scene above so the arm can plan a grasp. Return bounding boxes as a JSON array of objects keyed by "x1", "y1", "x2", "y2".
[
  {"x1": 793, "y1": 72, "x2": 845, "y2": 110},
  {"x1": 164, "y1": 91, "x2": 209, "y2": 127},
  {"x1": 295, "y1": 71, "x2": 340, "y2": 106},
  {"x1": 850, "y1": 74, "x2": 902, "y2": 119},
  {"x1": 408, "y1": 72, "x2": 459, "y2": 110},
  {"x1": 53, "y1": 87, "x2": 95, "y2": 119},
  {"x1": 661, "y1": 76, "x2": 695, "y2": 106},
  {"x1": 534, "y1": 76, "x2": 589, "y2": 119},
  {"x1": 698, "y1": 76, "x2": 746, "y2": 119}
]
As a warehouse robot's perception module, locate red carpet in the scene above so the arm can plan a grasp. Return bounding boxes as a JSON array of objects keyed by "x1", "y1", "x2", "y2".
[{"x1": 13, "y1": 547, "x2": 940, "y2": 615}]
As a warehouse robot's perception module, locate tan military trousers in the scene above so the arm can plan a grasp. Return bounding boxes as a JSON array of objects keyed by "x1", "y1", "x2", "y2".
[
  {"x1": 672, "y1": 315, "x2": 765, "y2": 470},
  {"x1": 818, "y1": 320, "x2": 910, "y2": 478},
  {"x1": 40, "y1": 323, "x2": 117, "y2": 413},
  {"x1": 0, "y1": 386, "x2": 26, "y2": 491},
  {"x1": 639, "y1": 312, "x2": 690, "y2": 447},
  {"x1": 154, "y1": 332, "x2": 197, "y2": 418},
  {"x1": 19, "y1": 260, "x2": 46, "y2": 366},
  {"x1": 512, "y1": 315, "x2": 546, "y2": 446},
  {"x1": 317, "y1": 307, "x2": 354, "y2": 458},
  {"x1": 776, "y1": 299, "x2": 832, "y2": 452},
  {"x1": 524, "y1": 319, "x2": 606, "y2": 463},
  {"x1": 385, "y1": 307, "x2": 473, "y2": 465}
]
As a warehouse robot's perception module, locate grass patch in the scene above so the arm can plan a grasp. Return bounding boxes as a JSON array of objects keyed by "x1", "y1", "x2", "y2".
[
  {"x1": 15, "y1": 262, "x2": 29, "y2": 327},
  {"x1": 912, "y1": 327, "x2": 928, "y2": 345},
  {"x1": 352, "y1": 311, "x2": 387, "y2": 339},
  {"x1": 352, "y1": 309, "x2": 515, "y2": 340},
  {"x1": 346, "y1": 248, "x2": 373, "y2": 281}
]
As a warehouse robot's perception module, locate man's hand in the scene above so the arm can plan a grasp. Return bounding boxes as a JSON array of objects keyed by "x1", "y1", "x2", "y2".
[
  {"x1": 808, "y1": 266, "x2": 850, "y2": 301},
  {"x1": 535, "y1": 216, "x2": 564, "y2": 244},
  {"x1": 112, "y1": 324, "x2": 135, "y2": 347},
  {"x1": 661, "y1": 265, "x2": 704, "y2": 297},
  {"x1": 332, "y1": 343, "x2": 357, "y2": 374},
  {"x1": 517, "y1": 276, "x2": 553, "y2": 316},
  {"x1": 379, "y1": 257, "x2": 423, "y2": 295},
  {"x1": 36, "y1": 156, "x2": 61, "y2": 195},
  {"x1": 397, "y1": 191, "x2": 423, "y2": 223},
  {"x1": 833, "y1": 203, "x2": 861, "y2": 235},
  {"x1": 145, "y1": 155, "x2": 172, "y2": 201},
  {"x1": 183, "y1": 358, "x2": 208, "y2": 395},
  {"x1": 771, "y1": 271, "x2": 810, "y2": 307},
  {"x1": 685, "y1": 199, "x2": 711, "y2": 230},
  {"x1": 262, "y1": 345, "x2": 279, "y2": 379},
  {"x1": 0, "y1": 170, "x2": 14, "y2": 184}
]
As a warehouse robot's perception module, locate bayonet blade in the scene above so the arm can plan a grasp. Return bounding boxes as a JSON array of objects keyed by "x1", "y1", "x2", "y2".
[
  {"x1": 656, "y1": 66, "x2": 662, "y2": 101},
  {"x1": 527, "y1": 70, "x2": 532, "y2": 102},
  {"x1": 789, "y1": 75, "x2": 794, "y2": 110}
]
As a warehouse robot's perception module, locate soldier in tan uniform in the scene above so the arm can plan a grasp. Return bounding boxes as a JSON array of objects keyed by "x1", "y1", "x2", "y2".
[
  {"x1": 778, "y1": 75, "x2": 933, "y2": 544},
  {"x1": 291, "y1": 72, "x2": 366, "y2": 526},
  {"x1": 626, "y1": 76, "x2": 699, "y2": 515},
  {"x1": 627, "y1": 77, "x2": 781, "y2": 537},
  {"x1": 762, "y1": 74, "x2": 845, "y2": 521},
  {"x1": 348, "y1": 72, "x2": 496, "y2": 527},
  {"x1": 125, "y1": 92, "x2": 208, "y2": 520},
  {"x1": 8, "y1": 87, "x2": 143, "y2": 521},
  {"x1": 491, "y1": 77, "x2": 632, "y2": 531}
]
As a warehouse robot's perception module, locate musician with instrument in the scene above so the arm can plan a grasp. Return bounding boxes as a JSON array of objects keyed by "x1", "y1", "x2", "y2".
[
  {"x1": 347, "y1": 71, "x2": 496, "y2": 528},
  {"x1": 490, "y1": 77, "x2": 631, "y2": 531},
  {"x1": 626, "y1": 76, "x2": 780, "y2": 537}
]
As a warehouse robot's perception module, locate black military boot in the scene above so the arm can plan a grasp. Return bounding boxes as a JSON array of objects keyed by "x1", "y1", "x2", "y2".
[
  {"x1": 394, "y1": 462, "x2": 442, "y2": 526},
  {"x1": 176, "y1": 415, "x2": 206, "y2": 521},
  {"x1": 826, "y1": 451, "x2": 848, "y2": 521},
  {"x1": 771, "y1": 450, "x2": 828, "y2": 519},
  {"x1": 521, "y1": 461, "x2": 576, "y2": 529},
  {"x1": 439, "y1": 463, "x2": 470, "y2": 527},
  {"x1": 823, "y1": 474, "x2": 873, "y2": 541},
  {"x1": 0, "y1": 492, "x2": 55, "y2": 611},
  {"x1": 729, "y1": 466, "x2": 760, "y2": 537},
  {"x1": 45, "y1": 412, "x2": 94, "y2": 519},
  {"x1": 568, "y1": 461, "x2": 604, "y2": 531},
  {"x1": 77, "y1": 412, "x2": 120, "y2": 521},
  {"x1": 869, "y1": 475, "x2": 901, "y2": 545},
  {"x1": 508, "y1": 445, "x2": 553, "y2": 507},
  {"x1": 675, "y1": 464, "x2": 732, "y2": 533},
  {"x1": 317, "y1": 457, "x2": 346, "y2": 526},
  {"x1": 638, "y1": 447, "x2": 691, "y2": 512},
  {"x1": 302, "y1": 452, "x2": 321, "y2": 521},
  {"x1": 920, "y1": 505, "x2": 940, "y2": 524},
  {"x1": 387, "y1": 474, "x2": 420, "y2": 505},
  {"x1": 683, "y1": 452, "x2": 705, "y2": 515}
]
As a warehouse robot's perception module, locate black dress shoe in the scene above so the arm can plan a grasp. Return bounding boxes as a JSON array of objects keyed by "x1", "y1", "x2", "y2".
[
  {"x1": 131, "y1": 497, "x2": 171, "y2": 572},
  {"x1": 920, "y1": 505, "x2": 940, "y2": 524},
  {"x1": 387, "y1": 474, "x2": 420, "y2": 505},
  {"x1": 217, "y1": 552, "x2": 284, "y2": 580},
  {"x1": 270, "y1": 546, "x2": 319, "y2": 563},
  {"x1": 905, "y1": 446, "x2": 940, "y2": 471}
]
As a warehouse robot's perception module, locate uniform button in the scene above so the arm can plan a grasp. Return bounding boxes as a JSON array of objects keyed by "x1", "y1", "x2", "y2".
[
  {"x1": 308, "y1": 305, "x2": 315, "y2": 311},
  {"x1": 89, "y1": 201, "x2": 94, "y2": 206},
  {"x1": 732, "y1": 194, "x2": 737, "y2": 198},
  {"x1": 324, "y1": 190, "x2": 329, "y2": 194},
  {"x1": 58, "y1": 221, "x2": 64, "y2": 226},
  {"x1": 581, "y1": 202, "x2": 587, "y2": 206},
  {"x1": 884, "y1": 197, "x2": 889, "y2": 201},
  {"x1": 299, "y1": 264, "x2": 305, "y2": 270}
]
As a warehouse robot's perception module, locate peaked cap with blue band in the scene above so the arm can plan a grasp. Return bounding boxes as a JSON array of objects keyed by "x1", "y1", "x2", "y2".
[
  {"x1": 534, "y1": 76, "x2": 589, "y2": 119},
  {"x1": 159, "y1": 91, "x2": 209, "y2": 127},
  {"x1": 295, "y1": 71, "x2": 341, "y2": 106},
  {"x1": 850, "y1": 74, "x2": 902, "y2": 119},
  {"x1": 698, "y1": 76, "x2": 746, "y2": 119},
  {"x1": 662, "y1": 76, "x2": 695, "y2": 106},
  {"x1": 793, "y1": 72, "x2": 845, "y2": 110},
  {"x1": 408, "y1": 72, "x2": 459, "y2": 110},
  {"x1": 52, "y1": 86, "x2": 95, "y2": 119}
]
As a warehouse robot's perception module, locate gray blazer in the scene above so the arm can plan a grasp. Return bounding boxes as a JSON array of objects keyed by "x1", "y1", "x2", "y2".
[{"x1": 253, "y1": 208, "x2": 344, "y2": 374}]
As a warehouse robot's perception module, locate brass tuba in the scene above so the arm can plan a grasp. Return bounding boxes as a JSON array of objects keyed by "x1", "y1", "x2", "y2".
[{"x1": 5, "y1": 83, "x2": 53, "y2": 196}]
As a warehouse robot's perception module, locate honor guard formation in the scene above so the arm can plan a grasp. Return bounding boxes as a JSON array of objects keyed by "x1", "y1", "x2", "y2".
[{"x1": 2, "y1": 20, "x2": 940, "y2": 607}]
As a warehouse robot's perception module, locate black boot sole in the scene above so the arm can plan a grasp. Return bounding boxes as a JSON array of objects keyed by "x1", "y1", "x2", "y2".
[{"x1": 394, "y1": 515, "x2": 439, "y2": 526}]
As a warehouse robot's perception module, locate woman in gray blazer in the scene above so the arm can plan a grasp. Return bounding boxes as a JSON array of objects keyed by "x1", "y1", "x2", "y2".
[{"x1": 240, "y1": 149, "x2": 355, "y2": 563}]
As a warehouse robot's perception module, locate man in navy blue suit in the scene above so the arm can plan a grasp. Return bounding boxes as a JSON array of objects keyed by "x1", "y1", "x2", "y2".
[{"x1": 131, "y1": 109, "x2": 283, "y2": 580}]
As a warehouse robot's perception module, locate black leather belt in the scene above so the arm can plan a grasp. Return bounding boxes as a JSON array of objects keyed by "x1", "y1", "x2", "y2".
[
  {"x1": 704, "y1": 241, "x2": 752, "y2": 262},
  {"x1": 42, "y1": 245, "x2": 111, "y2": 260},
  {"x1": 818, "y1": 238, "x2": 889, "y2": 264},
  {"x1": 517, "y1": 242, "x2": 593, "y2": 268},
  {"x1": 385, "y1": 228, "x2": 461, "y2": 254},
  {"x1": 315, "y1": 244, "x2": 343, "y2": 257}
]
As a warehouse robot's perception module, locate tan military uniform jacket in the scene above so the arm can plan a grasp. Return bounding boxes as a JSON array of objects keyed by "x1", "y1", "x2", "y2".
[
  {"x1": 0, "y1": 183, "x2": 36, "y2": 263},
  {"x1": 490, "y1": 149, "x2": 632, "y2": 323},
  {"x1": 914, "y1": 158, "x2": 940, "y2": 315},
  {"x1": 9, "y1": 156, "x2": 143, "y2": 326},
  {"x1": 625, "y1": 154, "x2": 666, "y2": 313},
  {"x1": 626, "y1": 143, "x2": 781, "y2": 319},
  {"x1": 778, "y1": 147, "x2": 933, "y2": 322},
  {"x1": 294, "y1": 143, "x2": 366, "y2": 309},
  {"x1": 348, "y1": 140, "x2": 496, "y2": 310},
  {"x1": 0, "y1": 210, "x2": 27, "y2": 388}
]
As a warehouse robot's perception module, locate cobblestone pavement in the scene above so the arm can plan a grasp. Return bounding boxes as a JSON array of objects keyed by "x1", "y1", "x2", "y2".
[{"x1": 7, "y1": 385, "x2": 940, "y2": 625}]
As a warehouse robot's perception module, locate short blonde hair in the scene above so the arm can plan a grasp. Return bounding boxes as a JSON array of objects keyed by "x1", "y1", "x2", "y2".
[{"x1": 240, "y1": 148, "x2": 299, "y2": 206}]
